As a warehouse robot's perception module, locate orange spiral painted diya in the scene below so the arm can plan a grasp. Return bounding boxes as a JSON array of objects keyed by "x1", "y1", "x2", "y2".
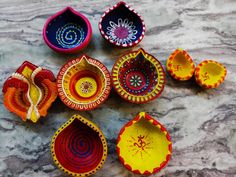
[
  {"x1": 117, "y1": 112, "x2": 172, "y2": 175},
  {"x1": 57, "y1": 55, "x2": 111, "y2": 110},
  {"x1": 112, "y1": 48, "x2": 165, "y2": 103},
  {"x1": 2, "y1": 61, "x2": 57, "y2": 123},
  {"x1": 51, "y1": 114, "x2": 107, "y2": 176}
]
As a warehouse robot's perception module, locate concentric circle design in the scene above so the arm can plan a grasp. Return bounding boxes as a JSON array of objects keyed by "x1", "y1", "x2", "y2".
[
  {"x1": 75, "y1": 77, "x2": 97, "y2": 98},
  {"x1": 56, "y1": 23, "x2": 85, "y2": 49},
  {"x1": 51, "y1": 114, "x2": 107, "y2": 176},
  {"x1": 112, "y1": 48, "x2": 165, "y2": 104},
  {"x1": 99, "y1": 1, "x2": 145, "y2": 47},
  {"x1": 57, "y1": 55, "x2": 111, "y2": 110}
]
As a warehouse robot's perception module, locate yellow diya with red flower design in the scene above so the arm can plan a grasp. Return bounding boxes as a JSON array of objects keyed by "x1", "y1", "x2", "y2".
[
  {"x1": 2, "y1": 61, "x2": 57, "y2": 123},
  {"x1": 166, "y1": 48, "x2": 195, "y2": 81},
  {"x1": 57, "y1": 55, "x2": 111, "y2": 110},
  {"x1": 195, "y1": 60, "x2": 227, "y2": 88},
  {"x1": 117, "y1": 112, "x2": 172, "y2": 175}
]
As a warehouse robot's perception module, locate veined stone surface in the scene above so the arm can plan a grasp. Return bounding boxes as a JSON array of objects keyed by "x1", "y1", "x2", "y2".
[{"x1": 0, "y1": 0, "x2": 235, "y2": 176}]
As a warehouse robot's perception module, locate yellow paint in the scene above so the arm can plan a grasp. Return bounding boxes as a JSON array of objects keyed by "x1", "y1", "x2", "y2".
[
  {"x1": 75, "y1": 77, "x2": 97, "y2": 98},
  {"x1": 117, "y1": 113, "x2": 171, "y2": 174},
  {"x1": 170, "y1": 52, "x2": 193, "y2": 78},
  {"x1": 22, "y1": 66, "x2": 40, "y2": 122},
  {"x1": 198, "y1": 62, "x2": 225, "y2": 85}
]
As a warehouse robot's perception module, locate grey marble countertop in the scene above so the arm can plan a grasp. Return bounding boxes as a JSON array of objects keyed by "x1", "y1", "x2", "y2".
[{"x1": 0, "y1": 0, "x2": 236, "y2": 177}]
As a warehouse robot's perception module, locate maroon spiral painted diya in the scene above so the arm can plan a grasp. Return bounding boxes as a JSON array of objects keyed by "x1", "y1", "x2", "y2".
[
  {"x1": 112, "y1": 48, "x2": 165, "y2": 103},
  {"x1": 99, "y1": 1, "x2": 145, "y2": 47},
  {"x1": 51, "y1": 114, "x2": 107, "y2": 176}
]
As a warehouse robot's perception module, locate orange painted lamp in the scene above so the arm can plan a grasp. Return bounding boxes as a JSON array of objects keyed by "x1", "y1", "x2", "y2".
[
  {"x1": 117, "y1": 112, "x2": 172, "y2": 175},
  {"x1": 195, "y1": 60, "x2": 227, "y2": 89},
  {"x1": 112, "y1": 48, "x2": 165, "y2": 104},
  {"x1": 57, "y1": 55, "x2": 111, "y2": 110},
  {"x1": 166, "y1": 48, "x2": 195, "y2": 81},
  {"x1": 51, "y1": 114, "x2": 107, "y2": 176},
  {"x1": 2, "y1": 61, "x2": 57, "y2": 123}
]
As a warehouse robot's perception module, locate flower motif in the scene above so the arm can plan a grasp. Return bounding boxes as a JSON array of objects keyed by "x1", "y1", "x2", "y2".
[
  {"x1": 106, "y1": 18, "x2": 138, "y2": 45},
  {"x1": 130, "y1": 75, "x2": 142, "y2": 88},
  {"x1": 80, "y1": 81, "x2": 93, "y2": 93}
]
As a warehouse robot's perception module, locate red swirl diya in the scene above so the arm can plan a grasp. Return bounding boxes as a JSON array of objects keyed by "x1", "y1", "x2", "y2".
[
  {"x1": 51, "y1": 114, "x2": 107, "y2": 176},
  {"x1": 99, "y1": 1, "x2": 145, "y2": 47},
  {"x1": 2, "y1": 61, "x2": 57, "y2": 123},
  {"x1": 57, "y1": 55, "x2": 111, "y2": 110},
  {"x1": 112, "y1": 48, "x2": 165, "y2": 103}
]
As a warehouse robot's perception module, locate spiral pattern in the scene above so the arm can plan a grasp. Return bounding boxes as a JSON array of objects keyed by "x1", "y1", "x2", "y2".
[
  {"x1": 53, "y1": 118, "x2": 104, "y2": 174},
  {"x1": 56, "y1": 23, "x2": 85, "y2": 49}
]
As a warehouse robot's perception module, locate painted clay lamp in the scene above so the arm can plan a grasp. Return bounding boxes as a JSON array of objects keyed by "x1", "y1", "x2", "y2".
[
  {"x1": 166, "y1": 48, "x2": 195, "y2": 81},
  {"x1": 111, "y1": 48, "x2": 165, "y2": 103},
  {"x1": 2, "y1": 61, "x2": 57, "y2": 123},
  {"x1": 57, "y1": 55, "x2": 111, "y2": 110},
  {"x1": 117, "y1": 112, "x2": 172, "y2": 175},
  {"x1": 195, "y1": 60, "x2": 227, "y2": 88},
  {"x1": 43, "y1": 6, "x2": 92, "y2": 54},
  {"x1": 51, "y1": 114, "x2": 107, "y2": 176},
  {"x1": 99, "y1": 1, "x2": 145, "y2": 47}
]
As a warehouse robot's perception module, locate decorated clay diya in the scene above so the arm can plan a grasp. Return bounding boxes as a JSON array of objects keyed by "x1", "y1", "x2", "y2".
[
  {"x1": 51, "y1": 114, "x2": 107, "y2": 176},
  {"x1": 2, "y1": 61, "x2": 57, "y2": 123},
  {"x1": 166, "y1": 48, "x2": 195, "y2": 81},
  {"x1": 195, "y1": 60, "x2": 227, "y2": 89},
  {"x1": 99, "y1": 1, "x2": 145, "y2": 47},
  {"x1": 112, "y1": 48, "x2": 165, "y2": 104},
  {"x1": 117, "y1": 112, "x2": 172, "y2": 175},
  {"x1": 43, "y1": 7, "x2": 92, "y2": 54},
  {"x1": 57, "y1": 55, "x2": 111, "y2": 110}
]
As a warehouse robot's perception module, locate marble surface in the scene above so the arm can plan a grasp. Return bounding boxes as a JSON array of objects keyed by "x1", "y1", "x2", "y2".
[{"x1": 0, "y1": 0, "x2": 236, "y2": 176}]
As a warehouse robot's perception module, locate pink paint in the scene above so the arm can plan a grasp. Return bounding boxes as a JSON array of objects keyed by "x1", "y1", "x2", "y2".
[{"x1": 43, "y1": 7, "x2": 92, "y2": 54}]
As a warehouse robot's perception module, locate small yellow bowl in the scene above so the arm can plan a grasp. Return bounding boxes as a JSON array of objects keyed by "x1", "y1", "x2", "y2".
[
  {"x1": 166, "y1": 49, "x2": 195, "y2": 81},
  {"x1": 195, "y1": 60, "x2": 227, "y2": 89},
  {"x1": 117, "y1": 112, "x2": 172, "y2": 175}
]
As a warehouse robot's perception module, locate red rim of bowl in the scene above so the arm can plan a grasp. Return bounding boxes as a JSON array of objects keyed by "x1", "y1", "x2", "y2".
[
  {"x1": 57, "y1": 55, "x2": 111, "y2": 111},
  {"x1": 111, "y1": 48, "x2": 166, "y2": 104}
]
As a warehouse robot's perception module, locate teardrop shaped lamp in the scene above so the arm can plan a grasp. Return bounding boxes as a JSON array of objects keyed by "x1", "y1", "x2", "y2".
[
  {"x1": 43, "y1": 7, "x2": 92, "y2": 54},
  {"x1": 57, "y1": 55, "x2": 111, "y2": 110},
  {"x1": 99, "y1": 1, "x2": 145, "y2": 47},
  {"x1": 117, "y1": 112, "x2": 172, "y2": 175},
  {"x1": 51, "y1": 114, "x2": 107, "y2": 176},
  {"x1": 195, "y1": 60, "x2": 227, "y2": 88},
  {"x1": 166, "y1": 48, "x2": 195, "y2": 81}
]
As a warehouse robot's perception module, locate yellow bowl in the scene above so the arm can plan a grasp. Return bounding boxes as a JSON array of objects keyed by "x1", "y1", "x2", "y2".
[
  {"x1": 166, "y1": 49, "x2": 195, "y2": 81},
  {"x1": 195, "y1": 60, "x2": 227, "y2": 88},
  {"x1": 117, "y1": 112, "x2": 172, "y2": 175},
  {"x1": 57, "y1": 55, "x2": 111, "y2": 110}
]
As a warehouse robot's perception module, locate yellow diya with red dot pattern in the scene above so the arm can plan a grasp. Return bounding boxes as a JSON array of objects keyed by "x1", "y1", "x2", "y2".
[
  {"x1": 166, "y1": 48, "x2": 195, "y2": 81},
  {"x1": 117, "y1": 112, "x2": 172, "y2": 175},
  {"x1": 2, "y1": 61, "x2": 57, "y2": 123},
  {"x1": 112, "y1": 48, "x2": 165, "y2": 104},
  {"x1": 195, "y1": 60, "x2": 227, "y2": 89},
  {"x1": 57, "y1": 55, "x2": 111, "y2": 110}
]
